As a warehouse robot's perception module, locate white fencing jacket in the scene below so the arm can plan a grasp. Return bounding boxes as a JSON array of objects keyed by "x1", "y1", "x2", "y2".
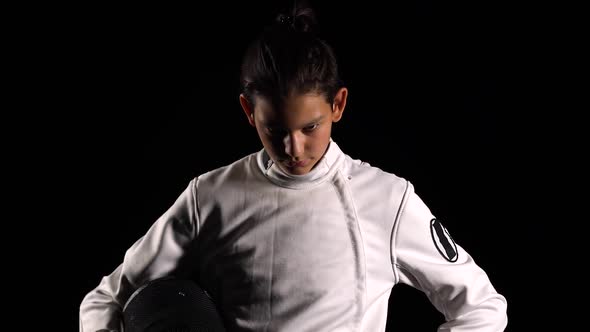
[{"x1": 80, "y1": 140, "x2": 507, "y2": 331}]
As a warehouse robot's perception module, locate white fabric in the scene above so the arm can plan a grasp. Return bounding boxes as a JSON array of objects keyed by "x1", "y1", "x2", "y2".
[{"x1": 80, "y1": 140, "x2": 507, "y2": 331}]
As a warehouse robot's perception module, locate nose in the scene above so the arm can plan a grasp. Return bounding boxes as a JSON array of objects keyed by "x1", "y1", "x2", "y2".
[{"x1": 283, "y1": 132, "x2": 304, "y2": 160}]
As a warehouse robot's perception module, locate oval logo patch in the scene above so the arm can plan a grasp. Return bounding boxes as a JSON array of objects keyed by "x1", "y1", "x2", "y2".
[{"x1": 430, "y1": 218, "x2": 458, "y2": 262}]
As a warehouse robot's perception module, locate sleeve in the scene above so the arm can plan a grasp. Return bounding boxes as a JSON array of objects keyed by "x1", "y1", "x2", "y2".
[
  {"x1": 79, "y1": 178, "x2": 200, "y2": 332},
  {"x1": 391, "y1": 182, "x2": 508, "y2": 332}
]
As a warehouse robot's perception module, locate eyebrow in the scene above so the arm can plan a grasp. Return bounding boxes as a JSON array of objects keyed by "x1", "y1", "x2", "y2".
[
  {"x1": 264, "y1": 115, "x2": 325, "y2": 129},
  {"x1": 303, "y1": 115, "x2": 325, "y2": 127}
]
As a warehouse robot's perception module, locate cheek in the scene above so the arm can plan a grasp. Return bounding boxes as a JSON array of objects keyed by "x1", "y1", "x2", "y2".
[
  {"x1": 259, "y1": 134, "x2": 282, "y2": 154},
  {"x1": 310, "y1": 127, "x2": 332, "y2": 150},
  {"x1": 318, "y1": 125, "x2": 333, "y2": 140}
]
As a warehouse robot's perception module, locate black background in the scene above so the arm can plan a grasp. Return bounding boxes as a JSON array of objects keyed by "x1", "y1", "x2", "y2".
[{"x1": 13, "y1": 0, "x2": 568, "y2": 330}]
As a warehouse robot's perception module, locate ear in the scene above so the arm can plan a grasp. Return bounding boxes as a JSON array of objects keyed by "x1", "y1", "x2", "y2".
[
  {"x1": 239, "y1": 94, "x2": 256, "y2": 127},
  {"x1": 331, "y1": 87, "x2": 348, "y2": 123}
]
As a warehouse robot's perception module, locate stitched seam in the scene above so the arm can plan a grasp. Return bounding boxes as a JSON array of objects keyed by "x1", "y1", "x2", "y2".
[{"x1": 390, "y1": 180, "x2": 411, "y2": 284}]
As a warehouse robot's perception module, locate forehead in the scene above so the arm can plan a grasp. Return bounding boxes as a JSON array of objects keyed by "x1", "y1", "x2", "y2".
[{"x1": 254, "y1": 92, "x2": 331, "y2": 123}]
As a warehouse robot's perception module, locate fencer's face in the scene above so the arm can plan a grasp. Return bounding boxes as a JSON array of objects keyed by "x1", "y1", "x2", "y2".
[{"x1": 242, "y1": 90, "x2": 345, "y2": 175}]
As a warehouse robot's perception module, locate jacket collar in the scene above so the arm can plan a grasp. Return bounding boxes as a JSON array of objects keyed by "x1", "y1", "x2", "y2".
[{"x1": 256, "y1": 139, "x2": 344, "y2": 189}]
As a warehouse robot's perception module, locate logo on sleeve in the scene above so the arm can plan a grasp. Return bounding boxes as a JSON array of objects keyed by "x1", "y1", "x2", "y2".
[{"x1": 429, "y1": 218, "x2": 458, "y2": 262}]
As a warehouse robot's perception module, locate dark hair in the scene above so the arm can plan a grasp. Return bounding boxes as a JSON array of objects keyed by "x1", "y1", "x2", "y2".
[{"x1": 240, "y1": 1, "x2": 343, "y2": 108}]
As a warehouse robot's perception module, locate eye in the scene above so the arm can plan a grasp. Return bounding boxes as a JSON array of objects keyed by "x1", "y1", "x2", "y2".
[
  {"x1": 303, "y1": 123, "x2": 319, "y2": 132},
  {"x1": 265, "y1": 127, "x2": 284, "y2": 136}
]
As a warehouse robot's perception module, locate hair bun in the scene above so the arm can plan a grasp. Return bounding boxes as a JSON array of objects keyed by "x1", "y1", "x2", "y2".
[
  {"x1": 274, "y1": 1, "x2": 317, "y2": 34},
  {"x1": 277, "y1": 14, "x2": 294, "y2": 26}
]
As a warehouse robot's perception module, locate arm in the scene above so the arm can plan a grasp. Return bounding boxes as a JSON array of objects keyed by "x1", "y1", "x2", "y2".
[
  {"x1": 391, "y1": 182, "x2": 507, "y2": 331},
  {"x1": 79, "y1": 178, "x2": 200, "y2": 332}
]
